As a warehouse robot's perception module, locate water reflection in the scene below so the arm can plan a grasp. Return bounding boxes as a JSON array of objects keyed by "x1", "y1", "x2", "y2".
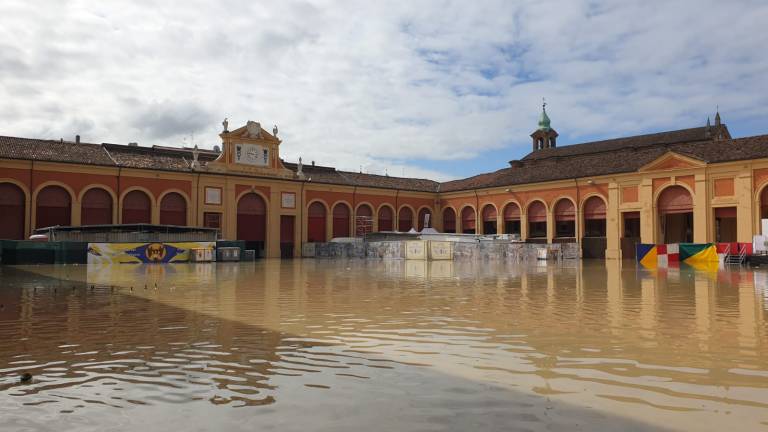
[{"x1": 0, "y1": 260, "x2": 767, "y2": 431}]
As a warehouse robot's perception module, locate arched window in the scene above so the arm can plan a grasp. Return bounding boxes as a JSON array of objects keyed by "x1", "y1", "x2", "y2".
[
  {"x1": 307, "y1": 202, "x2": 327, "y2": 242},
  {"x1": 554, "y1": 199, "x2": 576, "y2": 238},
  {"x1": 461, "y1": 206, "x2": 476, "y2": 234},
  {"x1": 356, "y1": 204, "x2": 373, "y2": 236},
  {"x1": 482, "y1": 204, "x2": 497, "y2": 234},
  {"x1": 442, "y1": 207, "x2": 456, "y2": 233},
  {"x1": 417, "y1": 207, "x2": 432, "y2": 231},
  {"x1": 159, "y1": 192, "x2": 187, "y2": 226},
  {"x1": 122, "y1": 190, "x2": 151, "y2": 224},
  {"x1": 332, "y1": 203, "x2": 351, "y2": 238},
  {"x1": 528, "y1": 201, "x2": 547, "y2": 238},
  {"x1": 583, "y1": 196, "x2": 606, "y2": 237},
  {"x1": 761, "y1": 186, "x2": 768, "y2": 220},
  {"x1": 398, "y1": 207, "x2": 414, "y2": 232},
  {"x1": 237, "y1": 193, "x2": 267, "y2": 256},
  {"x1": 378, "y1": 206, "x2": 394, "y2": 231},
  {"x1": 36, "y1": 185, "x2": 71, "y2": 228},
  {"x1": 81, "y1": 188, "x2": 113, "y2": 225},
  {"x1": 658, "y1": 186, "x2": 693, "y2": 243},
  {"x1": 503, "y1": 203, "x2": 521, "y2": 236},
  {"x1": 0, "y1": 183, "x2": 25, "y2": 239}
]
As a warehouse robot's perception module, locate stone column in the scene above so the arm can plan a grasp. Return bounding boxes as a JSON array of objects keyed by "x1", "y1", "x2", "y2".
[
  {"x1": 606, "y1": 182, "x2": 621, "y2": 259},
  {"x1": 693, "y1": 173, "x2": 708, "y2": 243},
  {"x1": 546, "y1": 207, "x2": 554, "y2": 244},
  {"x1": 639, "y1": 178, "x2": 654, "y2": 244},
  {"x1": 735, "y1": 170, "x2": 754, "y2": 242},
  {"x1": 267, "y1": 189, "x2": 281, "y2": 258},
  {"x1": 520, "y1": 214, "x2": 528, "y2": 241}
]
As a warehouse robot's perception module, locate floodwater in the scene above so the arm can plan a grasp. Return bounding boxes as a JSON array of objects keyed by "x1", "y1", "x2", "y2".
[{"x1": 0, "y1": 260, "x2": 767, "y2": 432}]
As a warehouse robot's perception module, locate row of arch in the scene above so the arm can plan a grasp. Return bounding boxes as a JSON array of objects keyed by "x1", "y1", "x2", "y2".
[
  {"x1": 0, "y1": 182, "x2": 189, "y2": 239},
  {"x1": 4, "y1": 180, "x2": 768, "y2": 244},
  {"x1": 306, "y1": 200, "x2": 433, "y2": 242},
  {"x1": 441, "y1": 196, "x2": 607, "y2": 238}
]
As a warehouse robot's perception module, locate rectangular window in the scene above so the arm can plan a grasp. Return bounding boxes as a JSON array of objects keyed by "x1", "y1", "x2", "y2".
[
  {"x1": 205, "y1": 187, "x2": 222, "y2": 205},
  {"x1": 204, "y1": 212, "x2": 222, "y2": 229},
  {"x1": 281, "y1": 192, "x2": 296, "y2": 209}
]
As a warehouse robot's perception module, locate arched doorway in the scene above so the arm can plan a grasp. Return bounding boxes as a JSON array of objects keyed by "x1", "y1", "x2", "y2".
[
  {"x1": 356, "y1": 204, "x2": 374, "y2": 236},
  {"x1": 762, "y1": 186, "x2": 768, "y2": 220},
  {"x1": 122, "y1": 190, "x2": 151, "y2": 224},
  {"x1": 554, "y1": 199, "x2": 576, "y2": 241},
  {"x1": 417, "y1": 207, "x2": 432, "y2": 231},
  {"x1": 442, "y1": 208, "x2": 456, "y2": 233},
  {"x1": 528, "y1": 201, "x2": 547, "y2": 241},
  {"x1": 237, "y1": 193, "x2": 267, "y2": 257},
  {"x1": 307, "y1": 202, "x2": 327, "y2": 242},
  {"x1": 332, "y1": 203, "x2": 351, "y2": 238},
  {"x1": 503, "y1": 203, "x2": 521, "y2": 237},
  {"x1": 36, "y1": 185, "x2": 71, "y2": 228},
  {"x1": 81, "y1": 188, "x2": 113, "y2": 225},
  {"x1": 398, "y1": 207, "x2": 414, "y2": 232},
  {"x1": 658, "y1": 186, "x2": 693, "y2": 243},
  {"x1": 582, "y1": 196, "x2": 607, "y2": 258},
  {"x1": 378, "y1": 206, "x2": 394, "y2": 231},
  {"x1": 482, "y1": 204, "x2": 497, "y2": 234},
  {"x1": 159, "y1": 192, "x2": 187, "y2": 226},
  {"x1": 461, "y1": 207, "x2": 476, "y2": 234},
  {"x1": 0, "y1": 183, "x2": 25, "y2": 239}
]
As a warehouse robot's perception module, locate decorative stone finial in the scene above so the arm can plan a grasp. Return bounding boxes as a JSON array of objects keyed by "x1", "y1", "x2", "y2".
[
  {"x1": 246, "y1": 121, "x2": 262, "y2": 138},
  {"x1": 191, "y1": 144, "x2": 200, "y2": 170},
  {"x1": 222, "y1": 117, "x2": 229, "y2": 133},
  {"x1": 297, "y1": 156, "x2": 305, "y2": 179},
  {"x1": 273, "y1": 124, "x2": 279, "y2": 137}
]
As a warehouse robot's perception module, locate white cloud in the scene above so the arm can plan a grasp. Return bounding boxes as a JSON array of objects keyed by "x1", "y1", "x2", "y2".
[{"x1": 1, "y1": 0, "x2": 767, "y2": 180}]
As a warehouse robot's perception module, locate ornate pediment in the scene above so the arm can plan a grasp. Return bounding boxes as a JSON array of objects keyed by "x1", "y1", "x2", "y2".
[
  {"x1": 205, "y1": 120, "x2": 295, "y2": 179},
  {"x1": 638, "y1": 151, "x2": 706, "y2": 172}
]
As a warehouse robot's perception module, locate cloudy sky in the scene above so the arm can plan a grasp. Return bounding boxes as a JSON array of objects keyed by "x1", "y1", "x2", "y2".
[{"x1": 2, "y1": 1, "x2": 767, "y2": 180}]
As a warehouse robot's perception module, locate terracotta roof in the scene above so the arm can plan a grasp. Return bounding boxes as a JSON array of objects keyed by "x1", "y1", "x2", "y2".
[
  {"x1": 0, "y1": 135, "x2": 115, "y2": 166},
  {"x1": 281, "y1": 161, "x2": 439, "y2": 192},
  {"x1": 522, "y1": 125, "x2": 730, "y2": 161},
  {"x1": 441, "y1": 132, "x2": 768, "y2": 192},
  {"x1": 103, "y1": 143, "x2": 217, "y2": 171}
]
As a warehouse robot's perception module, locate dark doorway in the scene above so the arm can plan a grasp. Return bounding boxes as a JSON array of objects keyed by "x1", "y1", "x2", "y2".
[
  {"x1": 81, "y1": 188, "x2": 113, "y2": 225},
  {"x1": 714, "y1": 207, "x2": 737, "y2": 242},
  {"x1": 621, "y1": 211, "x2": 641, "y2": 259},
  {"x1": 658, "y1": 186, "x2": 693, "y2": 244},
  {"x1": 280, "y1": 215, "x2": 295, "y2": 258},
  {"x1": 307, "y1": 202, "x2": 327, "y2": 242},
  {"x1": 36, "y1": 185, "x2": 71, "y2": 228},
  {"x1": 237, "y1": 193, "x2": 266, "y2": 258},
  {"x1": 0, "y1": 183, "x2": 25, "y2": 239}
]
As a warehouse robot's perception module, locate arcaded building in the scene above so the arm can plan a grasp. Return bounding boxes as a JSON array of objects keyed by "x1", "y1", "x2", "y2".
[{"x1": 1, "y1": 110, "x2": 767, "y2": 259}]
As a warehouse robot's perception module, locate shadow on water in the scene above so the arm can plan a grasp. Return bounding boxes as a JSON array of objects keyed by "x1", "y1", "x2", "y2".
[{"x1": 0, "y1": 260, "x2": 765, "y2": 431}]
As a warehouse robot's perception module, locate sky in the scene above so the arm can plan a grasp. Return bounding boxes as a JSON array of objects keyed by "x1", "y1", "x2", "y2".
[{"x1": 1, "y1": 1, "x2": 767, "y2": 181}]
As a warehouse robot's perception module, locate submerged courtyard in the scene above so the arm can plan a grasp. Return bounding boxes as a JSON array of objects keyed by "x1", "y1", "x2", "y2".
[{"x1": 0, "y1": 260, "x2": 766, "y2": 431}]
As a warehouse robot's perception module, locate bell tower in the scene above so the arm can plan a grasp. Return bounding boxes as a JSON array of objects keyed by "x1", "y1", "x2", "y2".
[{"x1": 530, "y1": 101, "x2": 558, "y2": 152}]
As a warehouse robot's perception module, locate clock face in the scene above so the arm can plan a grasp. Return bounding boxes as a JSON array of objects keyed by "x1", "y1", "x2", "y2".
[{"x1": 234, "y1": 143, "x2": 269, "y2": 167}]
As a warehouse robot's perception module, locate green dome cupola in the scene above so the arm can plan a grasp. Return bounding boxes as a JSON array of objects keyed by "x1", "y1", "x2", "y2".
[
  {"x1": 538, "y1": 104, "x2": 551, "y2": 131},
  {"x1": 530, "y1": 99, "x2": 558, "y2": 152}
]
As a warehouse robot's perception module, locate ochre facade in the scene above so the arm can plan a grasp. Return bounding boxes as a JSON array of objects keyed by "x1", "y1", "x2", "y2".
[{"x1": 2, "y1": 116, "x2": 768, "y2": 259}]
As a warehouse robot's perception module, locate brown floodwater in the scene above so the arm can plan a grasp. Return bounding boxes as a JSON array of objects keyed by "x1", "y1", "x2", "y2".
[{"x1": 0, "y1": 259, "x2": 767, "y2": 431}]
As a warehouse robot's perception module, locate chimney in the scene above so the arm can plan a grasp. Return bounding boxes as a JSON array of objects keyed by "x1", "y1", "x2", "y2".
[
  {"x1": 75, "y1": 135, "x2": 80, "y2": 144},
  {"x1": 311, "y1": 160, "x2": 315, "y2": 166},
  {"x1": 128, "y1": 142, "x2": 138, "y2": 147}
]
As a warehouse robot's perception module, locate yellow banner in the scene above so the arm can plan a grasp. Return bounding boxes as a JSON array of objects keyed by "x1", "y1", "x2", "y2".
[{"x1": 87, "y1": 242, "x2": 215, "y2": 264}]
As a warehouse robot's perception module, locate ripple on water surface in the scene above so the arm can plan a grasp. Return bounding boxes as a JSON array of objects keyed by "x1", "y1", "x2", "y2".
[{"x1": 0, "y1": 260, "x2": 767, "y2": 431}]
